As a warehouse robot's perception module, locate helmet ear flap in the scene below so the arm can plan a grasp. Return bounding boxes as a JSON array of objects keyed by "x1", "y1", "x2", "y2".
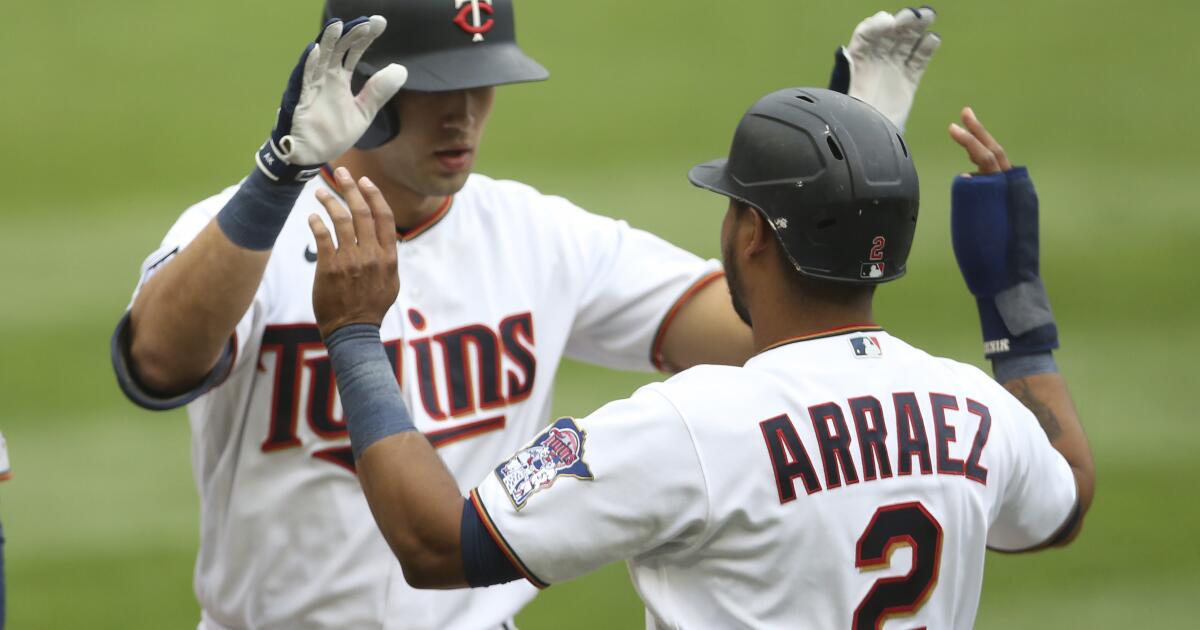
[{"x1": 351, "y1": 72, "x2": 400, "y2": 150}]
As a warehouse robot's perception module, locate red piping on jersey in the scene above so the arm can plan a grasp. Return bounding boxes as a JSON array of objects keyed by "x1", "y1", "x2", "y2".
[
  {"x1": 397, "y1": 195, "x2": 453, "y2": 241},
  {"x1": 762, "y1": 324, "x2": 884, "y2": 353},
  {"x1": 318, "y1": 166, "x2": 453, "y2": 242},
  {"x1": 468, "y1": 489, "x2": 550, "y2": 589},
  {"x1": 318, "y1": 165, "x2": 340, "y2": 197},
  {"x1": 650, "y1": 270, "x2": 727, "y2": 372}
]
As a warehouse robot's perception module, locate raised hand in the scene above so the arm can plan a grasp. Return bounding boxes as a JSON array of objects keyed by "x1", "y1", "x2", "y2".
[
  {"x1": 256, "y1": 16, "x2": 408, "y2": 183},
  {"x1": 948, "y1": 108, "x2": 1058, "y2": 359},
  {"x1": 828, "y1": 7, "x2": 940, "y2": 132},
  {"x1": 949, "y1": 106, "x2": 1013, "y2": 175},
  {"x1": 308, "y1": 168, "x2": 400, "y2": 339}
]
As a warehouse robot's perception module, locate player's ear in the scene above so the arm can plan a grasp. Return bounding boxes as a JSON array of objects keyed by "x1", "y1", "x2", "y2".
[{"x1": 741, "y1": 203, "x2": 773, "y2": 260}]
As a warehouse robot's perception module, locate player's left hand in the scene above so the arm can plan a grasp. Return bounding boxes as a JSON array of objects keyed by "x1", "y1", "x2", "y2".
[
  {"x1": 948, "y1": 108, "x2": 1059, "y2": 359},
  {"x1": 949, "y1": 106, "x2": 1013, "y2": 175},
  {"x1": 828, "y1": 6, "x2": 940, "y2": 132},
  {"x1": 309, "y1": 167, "x2": 400, "y2": 339}
]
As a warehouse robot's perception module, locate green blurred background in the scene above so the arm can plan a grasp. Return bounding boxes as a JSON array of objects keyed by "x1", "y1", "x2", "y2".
[{"x1": 1, "y1": 0, "x2": 1196, "y2": 627}]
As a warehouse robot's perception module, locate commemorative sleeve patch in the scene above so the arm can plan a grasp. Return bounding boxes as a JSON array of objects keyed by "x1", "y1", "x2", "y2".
[{"x1": 495, "y1": 417, "x2": 594, "y2": 510}]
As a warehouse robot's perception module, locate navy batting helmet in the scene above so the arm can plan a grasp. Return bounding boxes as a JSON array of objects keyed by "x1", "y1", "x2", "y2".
[
  {"x1": 689, "y1": 88, "x2": 919, "y2": 284},
  {"x1": 324, "y1": 0, "x2": 548, "y2": 148}
]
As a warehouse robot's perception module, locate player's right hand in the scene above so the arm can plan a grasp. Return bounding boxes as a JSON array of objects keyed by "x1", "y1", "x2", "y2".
[
  {"x1": 308, "y1": 167, "x2": 400, "y2": 339},
  {"x1": 256, "y1": 16, "x2": 408, "y2": 184}
]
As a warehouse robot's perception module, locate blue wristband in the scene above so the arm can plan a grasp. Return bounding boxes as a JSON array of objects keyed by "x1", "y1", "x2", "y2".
[
  {"x1": 216, "y1": 169, "x2": 306, "y2": 251},
  {"x1": 324, "y1": 324, "x2": 416, "y2": 460}
]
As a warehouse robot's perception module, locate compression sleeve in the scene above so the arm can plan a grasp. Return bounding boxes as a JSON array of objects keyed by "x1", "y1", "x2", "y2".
[
  {"x1": 324, "y1": 324, "x2": 417, "y2": 460},
  {"x1": 110, "y1": 310, "x2": 236, "y2": 411},
  {"x1": 460, "y1": 498, "x2": 522, "y2": 587},
  {"x1": 216, "y1": 168, "x2": 307, "y2": 250}
]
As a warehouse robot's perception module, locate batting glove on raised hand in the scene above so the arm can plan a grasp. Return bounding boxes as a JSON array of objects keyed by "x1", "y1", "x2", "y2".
[
  {"x1": 256, "y1": 16, "x2": 408, "y2": 183},
  {"x1": 828, "y1": 6, "x2": 940, "y2": 132}
]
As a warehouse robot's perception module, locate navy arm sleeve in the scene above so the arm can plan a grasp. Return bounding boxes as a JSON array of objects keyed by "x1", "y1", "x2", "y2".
[
  {"x1": 461, "y1": 498, "x2": 522, "y2": 587},
  {"x1": 110, "y1": 310, "x2": 235, "y2": 411}
]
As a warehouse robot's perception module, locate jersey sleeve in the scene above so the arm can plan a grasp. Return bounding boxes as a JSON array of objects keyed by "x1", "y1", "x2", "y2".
[
  {"x1": 111, "y1": 184, "x2": 261, "y2": 409},
  {"x1": 986, "y1": 398, "x2": 1078, "y2": 551},
  {"x1": 470, "y1": 386, "x2": 710, "y2": 587},
  {"x1": 556, "y1": 202, "x2": 722, "y2": 372}
]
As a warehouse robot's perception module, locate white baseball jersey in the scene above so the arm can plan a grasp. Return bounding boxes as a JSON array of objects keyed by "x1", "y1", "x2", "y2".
[
  {"x1": 472, "y1": 327, "x2": 1078, "y2": 630},
  {"x1": 119, "y1": 170, "x2": 721, "y2": 630}
]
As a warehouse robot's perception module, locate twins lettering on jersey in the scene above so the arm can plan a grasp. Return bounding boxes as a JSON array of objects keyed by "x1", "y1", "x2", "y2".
[
  {"x1": 257, "y1": 308, "x2": 537, "y2": 471},
  {"x1": 760, "y1": 392, "x2": 992, "y2": 502}
]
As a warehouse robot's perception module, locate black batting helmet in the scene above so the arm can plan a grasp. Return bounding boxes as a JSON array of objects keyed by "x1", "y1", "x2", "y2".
[
  {"x1": 689, "y1": 88, "x2": 919, "y2": 284},
  {"x1": 324, "y1": 0, "x2": 548, "y2": 148}
]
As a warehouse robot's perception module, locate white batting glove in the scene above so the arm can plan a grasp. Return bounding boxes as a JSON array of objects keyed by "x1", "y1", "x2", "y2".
[
  {"x1": 256, "y1": 16, "x2": 408, "y2": 182},
  {"x1": 827, "y1": 7, "x2": 940, "y2": 132}
]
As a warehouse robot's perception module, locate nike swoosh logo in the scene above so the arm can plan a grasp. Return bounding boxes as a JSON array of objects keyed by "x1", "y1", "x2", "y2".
[{"x1": 304, "y1": 245, "x2": 318, "y2": 263}]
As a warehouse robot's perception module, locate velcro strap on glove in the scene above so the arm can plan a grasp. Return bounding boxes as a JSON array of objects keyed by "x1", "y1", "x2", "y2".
[
  {"x1": 255, "y1": 138, "x2": 323, "y2": 183},
  {"x1": 951, "y1": 167, "x2": 1059, "y2": 358}
]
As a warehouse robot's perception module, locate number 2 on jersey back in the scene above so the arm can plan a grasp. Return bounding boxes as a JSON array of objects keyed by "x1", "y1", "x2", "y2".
[{"x1": 853, "y1": 502, "x2": 943, "y2": 630}]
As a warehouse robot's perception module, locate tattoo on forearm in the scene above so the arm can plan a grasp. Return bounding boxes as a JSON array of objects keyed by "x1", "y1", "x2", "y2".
[{"x1": 1005, "y1": 378, "x2": 1063, "y2": 440}]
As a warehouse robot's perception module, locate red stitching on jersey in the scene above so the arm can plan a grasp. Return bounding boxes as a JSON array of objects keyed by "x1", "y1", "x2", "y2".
[
  {"x1": 762, "y1": 324, "x2": 884, "y2": 352},
  {"x1": 469, "y1": 489, "x2": 549, "y2": 589},
  {"x1": 319, "y1": 166, "x2": 452, "y2": 242},
  {"x1": 397, "y1": 196, "x2": 453, "y2": 241},
  {"x1": 650, "y1": 270, "x2": 727, "y2": 372}
]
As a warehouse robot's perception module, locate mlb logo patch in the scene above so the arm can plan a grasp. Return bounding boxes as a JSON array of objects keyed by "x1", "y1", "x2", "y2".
[
  {"x1": 860, "y1": 263, "x2": 886, "y2": 279},
  {"x1": 850, "y1": 336, "x2": 883, "y2": 358},
  {"x1": 496, "y1": 417, "x2": 594, "y2": 510}
]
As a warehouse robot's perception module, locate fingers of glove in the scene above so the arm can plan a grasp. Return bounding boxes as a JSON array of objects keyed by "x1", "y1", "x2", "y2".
[
  {"x1": 357, "y1": 64, "x2": 408, "y2": 115},
  {"x1": 343, "y1": 15, "x2": 388, "y2": 72},
  {"x1": 949, "y1": 122, "x2": 1002, "y2": 174},
  {"x1": 335, "y1": 16, "x2": 374, "y2": 70},
  {"x1": 961, "y1": 107, "x2": 1012, "y2": 171},
  {"x1": 894, "y1": 6, "x2": 936, "y2": 31},
  {"x1": 891, "y1": 7, "x2": 935, "y2": 55},
  {"x1": 297, "y1": 41, "x2": 323, "y2": 94},
  {"x1": 907, "y1": 31, "x2": 941, "y2": 69},
  {"x1": 331, "y1": 167, "x2": 376, "y2": 246},
  {"x1": 277, "y1": 43, "x2": 319, "y2": 136},
  {"x1": 359, "y1": 177, "x2": 397, "y2": 251},
  {"x1": 316, "y1": 20, "x2": 344, "y2": 75},
  {"x1": 849, "y1": 11, "x2": 895, "y2": 53}
]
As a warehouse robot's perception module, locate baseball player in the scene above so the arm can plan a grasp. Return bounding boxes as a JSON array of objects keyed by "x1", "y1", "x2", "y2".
[
  {"x1": 109, "y1": 1, "x2": 939, "y2": 627},
  {"x1": 306, "y1": 88, "x2": 1093, "y2": 629}
]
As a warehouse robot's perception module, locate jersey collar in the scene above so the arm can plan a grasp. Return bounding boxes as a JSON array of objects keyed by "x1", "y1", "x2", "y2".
[
  {"x1": 318, "y1": 165, "x2": 454, "y2": 243},
  {"x1": 396, "y1": 195, "x2": 453, "y2": 242},
  {"x1": 760, "y1": 323, "x2": 884, "y2": 353}
]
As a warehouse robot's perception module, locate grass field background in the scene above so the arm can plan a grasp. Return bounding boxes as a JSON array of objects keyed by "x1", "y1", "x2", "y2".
[{"x1": 1, "y1": 0, "x2": 1197, "y2": 627}]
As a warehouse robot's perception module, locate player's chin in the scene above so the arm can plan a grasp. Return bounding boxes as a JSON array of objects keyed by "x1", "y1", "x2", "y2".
[
  {"x1": 421, "y1": 171, "x2": 469, "y2": 197},
  {"x1": 426, "y1": 169, "x2": 472, "y2": 195}
]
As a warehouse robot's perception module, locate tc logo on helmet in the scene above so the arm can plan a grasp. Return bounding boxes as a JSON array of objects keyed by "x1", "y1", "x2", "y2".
[{"x1": 454, "y1": 0, "x2": 495, "y2": 42}]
